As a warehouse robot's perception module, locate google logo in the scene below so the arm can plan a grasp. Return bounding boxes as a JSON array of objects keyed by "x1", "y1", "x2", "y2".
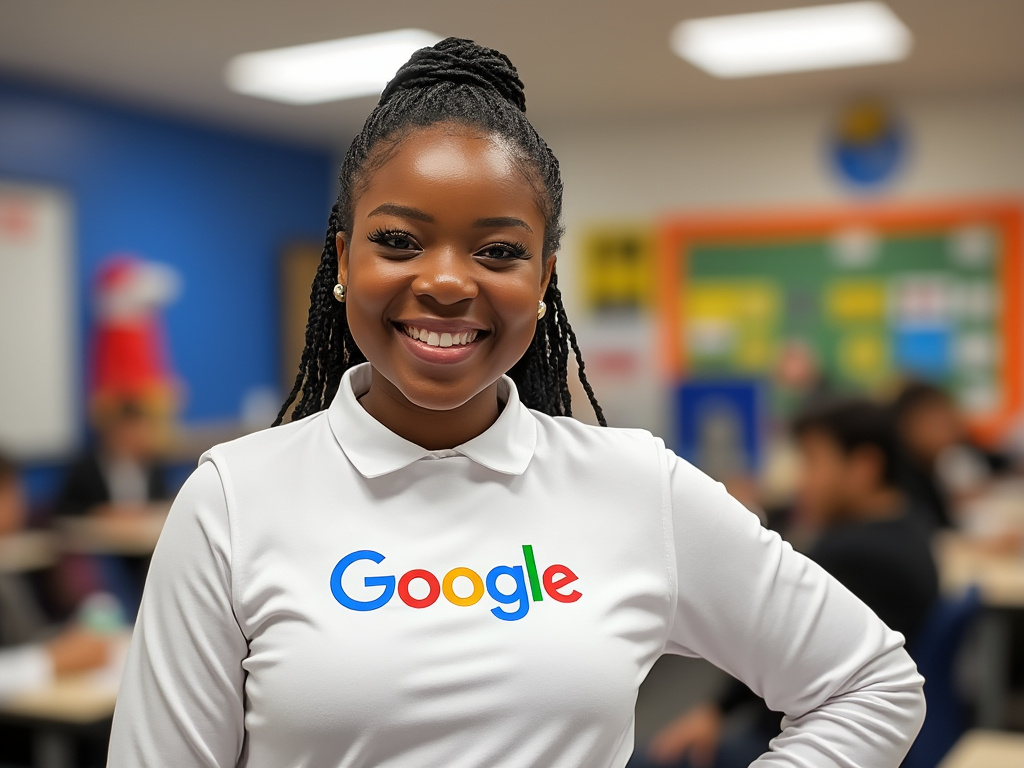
[{"x1": 330, "y1": 544, "x2": 581, "y2": 622}]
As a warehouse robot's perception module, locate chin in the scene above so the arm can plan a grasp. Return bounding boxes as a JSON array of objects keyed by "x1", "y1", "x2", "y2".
[{"x1": 397, "y1": 375, "x2": 486, "y2": 412}]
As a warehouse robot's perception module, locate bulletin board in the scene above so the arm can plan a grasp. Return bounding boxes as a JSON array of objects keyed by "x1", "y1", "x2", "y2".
[
  {"x1": 279, "y1": 242, "x2": 322, "y2": 394},
  {"x1": 657, "y1": 203, "x2": 1024, "y2": 442},
  {"x1": 0, "y1": 181, "x2": 77, "y2": 458},
  {"x1": 579, "y1": 225, "x2": 657, "y2": 315}
]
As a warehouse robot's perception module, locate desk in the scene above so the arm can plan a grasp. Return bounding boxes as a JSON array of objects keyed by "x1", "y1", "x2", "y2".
[
  {"x1": 938, "y1": 729, "x2": 1024, "y2": 768},
  {"x1": 937, "y1": 533, "x2": 1024, "y2": 608},
  {"x1": 0, "y1": 635, "x2": 128, "y2": 768},
  {"x1": 56, "y1": 509, "x2": 169, "y2": 556},
  {"x1": 0, "y1": 532, "x2": 57, "y2": 573},
  {"x1": 936, "y1": 533, "x2": 1024, "y2": 729}
]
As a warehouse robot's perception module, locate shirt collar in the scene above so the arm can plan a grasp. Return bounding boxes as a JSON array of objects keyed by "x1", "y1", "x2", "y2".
[{"x1": 327, "y1": 363, "x2": 537, "y2": 479}]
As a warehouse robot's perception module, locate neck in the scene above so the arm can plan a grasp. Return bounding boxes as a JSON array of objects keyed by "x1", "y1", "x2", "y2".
[
  {"x1": 842, "y1": 487, "x2": 904, "y2": 522},
  {"x1": 357, "y1": 367, "x2": 503, "y2": 450}
]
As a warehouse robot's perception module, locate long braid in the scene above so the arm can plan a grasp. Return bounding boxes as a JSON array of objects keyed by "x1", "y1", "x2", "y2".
[{"x1": 276, "y1": 37, "x2": 604, "y2": 427}]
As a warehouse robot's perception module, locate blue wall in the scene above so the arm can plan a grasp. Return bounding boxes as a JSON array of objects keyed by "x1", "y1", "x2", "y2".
[{"x1": 0, "y1": 77, "x2": 337, "y2": 505}]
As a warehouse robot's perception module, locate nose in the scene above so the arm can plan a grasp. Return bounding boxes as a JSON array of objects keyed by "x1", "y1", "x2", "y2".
[{"x1": 410, "y1": 247, "x2": 478, "y2": 305}]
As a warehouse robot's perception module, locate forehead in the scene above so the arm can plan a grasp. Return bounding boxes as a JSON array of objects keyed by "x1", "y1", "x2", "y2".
[
  {"x1": 354, "y1": 125, "x2": 544, "y2": 223},
  {"x1": 798, "y1": 429, "x2": 843, "y2": 457}
]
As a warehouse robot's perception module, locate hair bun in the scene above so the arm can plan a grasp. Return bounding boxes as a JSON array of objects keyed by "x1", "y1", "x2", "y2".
[{"x1": 379, "y1": 37, "x2": 527, "y2": 113}]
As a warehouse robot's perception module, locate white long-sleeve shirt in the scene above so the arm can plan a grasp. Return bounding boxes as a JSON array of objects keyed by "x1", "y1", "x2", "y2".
[{"x1": 108, "y1": 363, "x2": 925, "y2": 767}]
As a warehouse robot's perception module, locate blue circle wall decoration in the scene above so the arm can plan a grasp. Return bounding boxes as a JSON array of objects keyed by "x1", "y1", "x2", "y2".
[{"x1": 830, "y1": 99, "x2": 907, "y2": 188}]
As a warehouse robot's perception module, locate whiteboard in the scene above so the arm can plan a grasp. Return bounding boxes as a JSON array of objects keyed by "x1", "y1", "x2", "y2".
[{"x1": 0, "y1": 181, "x2": 77, "y2": 458}]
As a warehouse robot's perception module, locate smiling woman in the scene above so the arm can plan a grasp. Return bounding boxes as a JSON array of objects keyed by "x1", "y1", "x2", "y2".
[
  {"x1": 107, "y1": 37, "x2": 926, "y2": 768},
  {"x1": 337, "y1": 125, "x2": 557, "y2": 446},
  {"x1": 275, "y1": 37, "x2": 604, "y2": 449}
]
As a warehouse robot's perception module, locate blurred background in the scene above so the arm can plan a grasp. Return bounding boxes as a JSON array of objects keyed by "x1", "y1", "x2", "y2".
[{"x1": 1, "y1": 2, "x2": 1024, "y2": 767}]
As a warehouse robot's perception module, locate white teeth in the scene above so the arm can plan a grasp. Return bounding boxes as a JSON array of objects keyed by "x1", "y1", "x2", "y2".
[{"x1": 403, "y1": 325, "x2": 479, "y2": 347}]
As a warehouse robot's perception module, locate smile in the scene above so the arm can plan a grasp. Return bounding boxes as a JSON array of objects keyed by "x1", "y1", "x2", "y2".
[{"x1": 400, "y1": 324, "x2": 480, "y2": 348}]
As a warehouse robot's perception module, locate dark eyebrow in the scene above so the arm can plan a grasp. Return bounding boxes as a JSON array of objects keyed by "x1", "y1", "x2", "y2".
[
  {"x1": 473, "y1": 216, "x2": 533, "y2": 233},
  {"x1": 367, "y1": 203, "x2": 433, "y2": 222}
]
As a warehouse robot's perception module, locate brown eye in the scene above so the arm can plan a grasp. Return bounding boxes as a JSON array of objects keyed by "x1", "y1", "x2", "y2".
[
  {"x1": 477, "y1": 242, "x2": 530, "y2": 261},
  {"x1": 385, "y1": 234, "x2": 414, "y2": 249},
  {"x1": 367, "y1": 229, "x2": 419, "y2": 251}
]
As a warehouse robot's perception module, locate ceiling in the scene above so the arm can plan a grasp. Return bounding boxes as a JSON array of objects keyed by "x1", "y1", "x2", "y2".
[{"x1": 2, "y1": 0, "x2": 1023, "y2": 149}]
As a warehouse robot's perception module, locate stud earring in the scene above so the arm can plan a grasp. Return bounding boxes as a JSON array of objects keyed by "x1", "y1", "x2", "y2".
[
  {"x1": 333, "y1": 283, "x2": 346, "y2": 303},
  {"x1": 537, "y1": 300, "x2": 546, "y2": 320}
]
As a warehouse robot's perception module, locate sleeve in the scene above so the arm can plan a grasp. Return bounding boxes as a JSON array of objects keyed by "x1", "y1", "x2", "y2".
[
  {"x1": 661, "y1": 448, "x2": 926, "y2": 767},
  {"x1": 0, "y1": 644, "x2": 53, "y2": 700},
  {"x1": 107, "y1": 458, "x2": 247, "y2": 767},
  {"x1": 810, "y1": 542, "x2": 907, "y2": 641}
]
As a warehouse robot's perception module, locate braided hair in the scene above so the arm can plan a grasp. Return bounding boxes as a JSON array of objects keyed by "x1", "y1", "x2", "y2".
[{"x1": 274, "y1": 37, "x2": 606, "y2": 427}]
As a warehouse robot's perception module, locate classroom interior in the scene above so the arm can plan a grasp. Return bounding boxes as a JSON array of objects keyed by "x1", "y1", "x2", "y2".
[{"x1": 2, "y1": 2, "x2": 1024, "y2": 767}]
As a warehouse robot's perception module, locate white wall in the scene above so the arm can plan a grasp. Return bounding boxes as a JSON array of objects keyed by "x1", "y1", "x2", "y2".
[
  {"x1": 545, "y1": 90, "x2": 1024, "y2": 308},
  {"x1": 537, "y1": 90, "x2": 1024, "y2": 434}
]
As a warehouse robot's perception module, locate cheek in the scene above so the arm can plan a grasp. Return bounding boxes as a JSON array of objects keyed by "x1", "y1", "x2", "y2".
[
  {"x1": 799, "y1": 456, "x2": 836, "y2": 502},
  {"x1": 488, "y1": 275, "x2": 541, "y2": 331},
  {"x1": 487, "y1": 257, "x2": 548, "y2": 318},
  {"x1": 345, "y1": 260, "x2": 405, "y2": 334}
]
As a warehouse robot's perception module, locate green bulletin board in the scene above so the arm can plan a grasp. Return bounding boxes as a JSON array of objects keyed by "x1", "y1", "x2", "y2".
[{"x1": 658, "y1": 205, "x2": 1023, "y2": 440}]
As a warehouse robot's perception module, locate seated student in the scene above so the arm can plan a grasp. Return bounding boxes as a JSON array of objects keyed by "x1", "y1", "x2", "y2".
[
  {"x1": 630, "y1": 398, "x2": 938, "y2": 768},
  {"x1": 893, "y1": 380, "x2": 1010, "y2": 532},
  {"x1": 893, "y1": 381, "x2": 964, "y2": 531},
  {"x1": 0, "y1": 451, "x2": 110, "y2": 700},
  {"x1": 54, "y1": 399, "x2": 170, "y2": 616},
  {"x1": 54, "y1": 398, "x2": 168, "y2": 518}
]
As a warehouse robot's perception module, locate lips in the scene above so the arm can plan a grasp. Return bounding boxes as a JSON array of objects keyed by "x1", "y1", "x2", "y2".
[{"x1": 392, "y1": 320, "x2": 489, "y2": 365}]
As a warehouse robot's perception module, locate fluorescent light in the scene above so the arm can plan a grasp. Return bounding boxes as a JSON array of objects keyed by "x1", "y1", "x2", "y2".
[
  {"x1": 671, "y1": 2, "x2": 912, "y2": 78},
  {"x1": 225, "y1": 29, "x2": 442, "y2": 104}
]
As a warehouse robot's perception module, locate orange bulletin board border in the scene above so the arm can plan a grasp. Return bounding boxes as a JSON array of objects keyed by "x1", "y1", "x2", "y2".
[{"x1": 657, "y1": 201, "x2": 1024, "y2": 443}]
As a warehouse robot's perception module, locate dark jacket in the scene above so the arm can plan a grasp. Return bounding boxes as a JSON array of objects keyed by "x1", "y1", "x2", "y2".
[{"x1": 54, "y1": 451, "x2": 167, "y2": 517}]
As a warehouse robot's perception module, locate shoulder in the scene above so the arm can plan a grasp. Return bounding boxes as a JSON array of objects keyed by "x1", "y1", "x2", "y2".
[
  {"x1": 200, "y1": 410, "x2": 332, "y2": 479},
  {"x1": 812, "y1": 516, "x2": 932, "y2": 570},
  {"x1": 526, "y1": 410, "x2": 713, "y2": 492},
  {"x1": 529, "y1": 410, "x2": 665, "y2": 465},
  {"x1": 65, "y1": 450, "x2": 102, "y2": 477},
  {"x1": 529, "y1": 409, "x2": 656, "y2": 447}
]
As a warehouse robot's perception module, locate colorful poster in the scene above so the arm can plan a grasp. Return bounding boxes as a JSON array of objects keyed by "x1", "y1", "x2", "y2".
[{"x1": 657, "y1": 205, "x2": 1023, "y2": 442}]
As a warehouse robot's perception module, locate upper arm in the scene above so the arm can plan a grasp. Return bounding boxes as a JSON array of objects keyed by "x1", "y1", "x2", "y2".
[
  {"x1": 661, "y1": 450, "x2": 924, "y2": 765},
  {"x1": 108, "y1": 458, "x2": 247, "y2": 767}
]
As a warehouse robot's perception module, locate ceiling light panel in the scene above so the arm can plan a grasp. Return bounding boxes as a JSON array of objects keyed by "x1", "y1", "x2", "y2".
[
  {"x1": 671, "y1": 2, "x2": 912, "y2": 78},
  {"x1": 225, "y1": 28, "x2": 442, "y2": 104}
]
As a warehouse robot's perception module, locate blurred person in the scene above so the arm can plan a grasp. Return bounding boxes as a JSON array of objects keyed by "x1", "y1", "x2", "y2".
[
  {"x1": 53, "y1": 398, "x2": 170, "y2": 617},
  {"x1": 108, "y1": 39, "x2": 922, "y2": 768},
  {"x1": 894, "y1": 380, "x2": 1010, "y2": 530},
  {"x1": 54, "y1": 398, "x2": 169, "y2": 519},
  {"x1": 0, "y1": 451, "x2": 110, "y2": 700},
  {"x1": 631, "y1": 399, "x2": 937, "y2": 768}
]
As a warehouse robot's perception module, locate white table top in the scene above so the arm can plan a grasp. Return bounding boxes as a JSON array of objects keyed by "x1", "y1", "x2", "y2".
[
  {"x1": 939, "y1": 729, "x2": 1024, "y2": 768},
  {"x1": 0, "y1": 633, "x2": 129, "y2": 724},
  {"x1": 936, "y1": 533, "x2": 1024, "y2": 609},
  {"x1": 0, "y1": 531, "x2": 57, "y2": 573}
]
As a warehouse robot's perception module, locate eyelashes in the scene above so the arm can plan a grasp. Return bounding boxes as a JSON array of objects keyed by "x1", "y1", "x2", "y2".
[
  {"x1": 367, "y1": 228, "x2": 416, "y2": 251},
  {"x1": 478, "y1": 240, "x2": 530, "y2": 260},
  {"x1": 366, "y1": 228, "x2": 532, "y2": 261}
]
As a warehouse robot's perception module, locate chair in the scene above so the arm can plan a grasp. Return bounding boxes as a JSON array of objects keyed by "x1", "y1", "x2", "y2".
[{"x1": 903, "y1": 586, "x2": 982, "y2": 768}]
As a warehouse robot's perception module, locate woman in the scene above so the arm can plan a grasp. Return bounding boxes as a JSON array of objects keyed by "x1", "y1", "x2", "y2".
[{"x1": 108, "y1": 39, "x2": 924, "y2": 767}]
